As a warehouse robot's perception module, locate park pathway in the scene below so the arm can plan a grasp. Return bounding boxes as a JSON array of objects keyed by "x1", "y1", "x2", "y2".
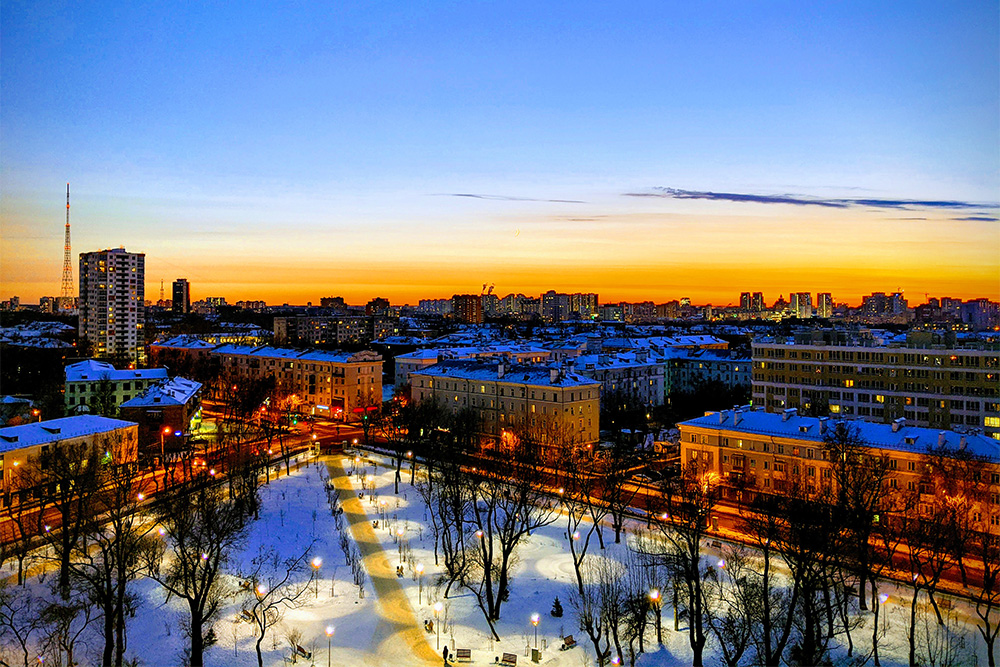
[{"x1": 326, "y1": 457, "x2": 441, "y2": 666}]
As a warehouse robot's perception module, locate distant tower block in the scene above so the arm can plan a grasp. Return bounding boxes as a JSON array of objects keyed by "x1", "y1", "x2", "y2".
[{"x1": 60, "y1": 183, "x2": 73, "y2": 299}]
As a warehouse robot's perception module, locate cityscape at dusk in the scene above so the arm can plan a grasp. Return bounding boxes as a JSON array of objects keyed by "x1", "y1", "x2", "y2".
[
  {"x1": 1, "y1": 2, "x2": 999, "y2": 667},
  {"x1": 2, "y1": 2, "x2": 998, "y2": 305}
]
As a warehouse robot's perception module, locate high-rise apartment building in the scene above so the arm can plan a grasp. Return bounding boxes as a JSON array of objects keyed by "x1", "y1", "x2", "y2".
[
  {"x1": 816, "y1": 292, "x2": 833, "y2": 318},
  {"x1": 452, "y1": 294, "x2": 484, "y2": 323},
  {"x1": 752, "y1": 292, "x2": 764, "y2": 313},
  {"x1": 172, "y1": 279, "x2": 190, "y2": 315},
  {"x1": 790, "y1": 292, "x2": 812, "y2": 318},
  {"x1": 79, "y1": 247, "x2": 145, "y2": 364}
]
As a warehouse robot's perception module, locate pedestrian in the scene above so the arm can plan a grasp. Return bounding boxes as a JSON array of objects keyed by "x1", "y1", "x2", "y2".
[{"x1": 443, "y1": 645, "x2": 449, "y2": 665}]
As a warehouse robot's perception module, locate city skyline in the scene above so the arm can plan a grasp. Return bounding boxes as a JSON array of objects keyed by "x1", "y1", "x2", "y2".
[{"x1": 2, "y1": 2, "x2": 998, "y2": 305}]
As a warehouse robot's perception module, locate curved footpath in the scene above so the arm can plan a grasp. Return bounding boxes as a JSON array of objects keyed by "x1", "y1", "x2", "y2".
[{"x1": 325, "y1": 457, "x2": 441, "y2": 666}]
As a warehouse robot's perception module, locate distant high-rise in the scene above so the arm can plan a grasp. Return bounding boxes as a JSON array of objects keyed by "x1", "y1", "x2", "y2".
[
  {"x1": 172, "y1": 279, "x2": 190, "y2": 315},
  {"x1": 751, "y1": 292, "x2": 764, "y2": 313},
  {"x1": 79, "y1": 247, "x2": 145, "y2": 364},
  {"x1": 452, "y1": 294, "x2": 483, "y2": 324},
  {"x1": 740, "y1": 292, "x2": 751, "y2": 312},
  {"x1": 790, "y1": 292, "x2": 812, "y2": 318},
  {"x1": 816, "y1": 292, "x2": 833, "y2": 318}
]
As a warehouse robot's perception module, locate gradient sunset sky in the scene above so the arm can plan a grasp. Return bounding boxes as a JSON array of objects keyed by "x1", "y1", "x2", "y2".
[{"x1": 2, "y1": 1, "x2": 998, "y2": 306}]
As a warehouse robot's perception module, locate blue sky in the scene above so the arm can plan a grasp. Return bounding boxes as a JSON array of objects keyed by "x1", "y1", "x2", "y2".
[{"x1": 2, "y1": 1, "x2": 998, "y2": 304}]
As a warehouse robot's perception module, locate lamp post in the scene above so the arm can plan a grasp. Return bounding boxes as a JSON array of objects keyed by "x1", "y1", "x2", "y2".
[
  {"x1": 416, "y1": 563, "x2": 425, "y2": 604},
  {"x1": 31, "y1": 409, "x2": 40, "y2": 423},
  {"x1": 311, "y1": 557, "x2": 322, "y2": 598},
  {"x1": 325, "y1": 626, "x2": 334, "y2": 667},
  {"x1": 531, "y1": 612, "x2": 540, "y2": 650},
  {"x1": 649, "y1": 589, "x2": 662, "y2": 644},
  {"x1": 160, "y1": 426, "x2": 172, "y2": 469},
  {"x1": 434, "y1": 601, "x2": 443, "y2": 650}
]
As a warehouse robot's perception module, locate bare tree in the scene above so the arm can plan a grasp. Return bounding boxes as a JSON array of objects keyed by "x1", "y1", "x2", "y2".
[
  {"x1": 69, "y1": 432, "x2": 157, "y2": 667},
  {"x1": 25, "y1": 437, "x2": 102, "y2": 599},
  {"x1": 39, "y1": 592, "x2": 98, "y2": 667},
  {"x1": 145, "y1": 481, "x2": 250, "y2": 667},
  {"x1": 0, "y1": 580, "x2": 45, "y2": 667},
  {"x1": 240, "y1": 543, "x2": 317, "y2": 667},
  {"x1": 638, "y1": 461, "x2": 720, "y2": 667},
  {"x1": 461, "y1": 438, "x2": 558, "y2": 640},
  {"x1": 704, "y1": 545, "x2": 757, "y2": 667},
  {"x1": 972, "y1": 528, "x2": 1000, "y2": 667}
]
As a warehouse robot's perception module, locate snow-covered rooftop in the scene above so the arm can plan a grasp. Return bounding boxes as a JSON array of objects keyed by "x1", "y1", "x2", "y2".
[
  {"x1": 213, "y1": 345, "x2": 380, "y2": 363},
  {"x1": 414, "y1": 360, "x2": 599, "y2": 388},
  {"x1": 121, "y1": 377, "x2": 202, "y2": 408},
  {"x1": 680, "y1": 410, "x2": 1000, "y2": 461},
  {"x1": 0, "y1": 415, "x2": 136, "y2": 453},
  {"x1": 65, "y1": 360, "x2": 169, "y2": 383}
]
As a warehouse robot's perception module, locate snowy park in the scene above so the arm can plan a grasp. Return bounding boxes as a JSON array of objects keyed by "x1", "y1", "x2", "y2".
[{"x1": 1, "y1": 451, "x2": 991, "y2": 666}]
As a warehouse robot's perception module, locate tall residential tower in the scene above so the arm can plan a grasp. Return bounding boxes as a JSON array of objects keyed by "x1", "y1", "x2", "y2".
[{"x1": 79, "y1": 247, "x2": 145, "y2": 365}]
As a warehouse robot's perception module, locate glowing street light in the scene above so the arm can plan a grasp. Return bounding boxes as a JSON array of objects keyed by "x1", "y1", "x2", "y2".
[
  {"x1": 649, "y1": 589, "x2": 662, "y2": 644},
  {"x1": 530, "y1": 612, "x2": 540, "y2": 649},
  {"x1": 311, "y1": 557, "x2": 323, "y2": 597},
  {"x1": 160, "y1": 426, "x2": 172, "y2": 468},
  {"x1": 433, "y1": 601, "x2": 443, "y2": 649},
  {"x1": 325, "y1": 626, "x2": 334, "y2": 667}
]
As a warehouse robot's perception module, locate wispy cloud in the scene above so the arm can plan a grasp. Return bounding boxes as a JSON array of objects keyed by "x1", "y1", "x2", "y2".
[
  {"x1": 626, "y1": 187, "x2": 996, "y2": 212},
  {"x1": 437, "y1": 193, "x2": 586, "y2": 204},
  {"x1": 952, "y1": 216, "x2": 998, "y2": 222}
]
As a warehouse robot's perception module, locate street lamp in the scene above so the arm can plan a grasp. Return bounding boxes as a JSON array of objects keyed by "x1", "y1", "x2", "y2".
[
  {"x1": 416, "y1": 563, "x2": 425, "y2": 604},
  {"x1": 31, "y1": 409, "x2": 40, "y2": 422},
  {"x1": 649, "y1": 589, "x2": 662, "y2": 644},
  {"x1": 531, "y1": 612, "x2": 540, "y2": 650},
  {"x1": 160, "y1": 426, "x2": 172, "y2": 468},
  {"x1": 325, "y1": 626, "x2": 334, "y2": 667},
  {"x1": 311, "y1": 557, "x2": 323, "y2": 597},
  {"x1": 433, "y1": 601, "x2": 443, "y2": 649}
]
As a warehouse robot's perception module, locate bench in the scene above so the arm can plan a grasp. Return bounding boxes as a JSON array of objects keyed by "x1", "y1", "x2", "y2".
[
  {"x1": 240, "y1": 609, "x2": 253, "y2": 623},
  {"x1": 500, "y1": 652, "x2": 518, "y2": 667},
  {"x1": 454, "y1": 648, "x2": 472, "y2": 662},
  {"x1": 560, "y1": 635, "x2": 577, "y2": 651},
  {"x1": 295, "y1": 645, "x2": 311, "y2": 660}
]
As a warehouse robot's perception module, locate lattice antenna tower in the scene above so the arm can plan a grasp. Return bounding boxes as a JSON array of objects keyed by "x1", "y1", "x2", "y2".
[{"x1": 60, "y1": 183, "x2": 73, "y2": 299}]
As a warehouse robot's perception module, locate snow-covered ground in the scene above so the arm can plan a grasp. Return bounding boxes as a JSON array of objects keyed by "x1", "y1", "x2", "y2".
[{"x1": 2, "y1": 452, "x2": 989, "y2": 666}]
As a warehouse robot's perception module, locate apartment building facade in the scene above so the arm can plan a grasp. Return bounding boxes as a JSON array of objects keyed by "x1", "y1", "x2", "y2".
[
  {"x1": 752, "y1": 333, "x2": 1000, "y2": 439},
  {"x1": 78, "y1": 247, "x2": 145, "y2": 364},
  {"x1": 410, "y1": 360, "x2": 601, "y2": 446},
  {"x1": 213, "y1": 345, "x2": 382, "y2": 419}
]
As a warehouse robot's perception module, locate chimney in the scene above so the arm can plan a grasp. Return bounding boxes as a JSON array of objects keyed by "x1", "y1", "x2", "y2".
[
  {"x1": 718, "y1": 411, "x2": 726, "y2": 425},
  {"x1": 497, "y1": 363, "x2": 505, "y2": 379},
  {"x1": 960, "y1": 435, "x2": 968, "y2": 450},
  {"x1": 891, "y1": 418, "x2": 905, "y2": 433},
  {"x1": 782, "y1": 408, "x2": 797, "y2": 422},
  {"x1": 818, "y1": 416, "x2": 829, "y2": 434},
  {"x1": 550, "y1": 368, "x2": 559, "y2": 383},
  {"x1": 938, "y1": 431, "x2": 947, "y2": 446},
  {"x1": 734, "y1": 407, "x2": 743, "y2": 426}
]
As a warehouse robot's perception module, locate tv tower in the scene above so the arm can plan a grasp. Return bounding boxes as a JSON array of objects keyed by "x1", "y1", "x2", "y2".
[{"x1": 60, "y1": 183, "x2": 73, "y2": 300}]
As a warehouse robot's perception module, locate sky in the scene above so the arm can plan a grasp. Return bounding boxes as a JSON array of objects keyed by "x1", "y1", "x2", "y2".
[{"x1": 2, "y1": 1, "x2": 998, "y2": 306}]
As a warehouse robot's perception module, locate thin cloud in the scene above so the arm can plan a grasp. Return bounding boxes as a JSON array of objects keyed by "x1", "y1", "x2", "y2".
[
  {"x1": 626, "y1": 187, "x2": 995, "y2": 212},
  {"x1": 437, "y1": 193, "x2": 586, "y2": 204},
  {"x1": 952, "y1": 216, "x2": 998, "y2": 222}
]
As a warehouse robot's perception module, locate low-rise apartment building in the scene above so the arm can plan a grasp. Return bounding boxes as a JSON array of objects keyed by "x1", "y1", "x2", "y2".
[
  {"x1": 678, "y1": 408, "x2": 1000, "y2": 527},
  {"x1": 65, "y1": 360, "x2": 169, "y2": 415},
  {"x1": 119, "y1": 377, "x2": 202, "y2": 451},
  {"x1": 213, "y1": 345, "x2": 382, "y2": 420},
  {"x1": 0, "y1": 416, "x2": 138, "y2": 507},
  {"x1": 410, "y1": 360, "x2": 601, "y2": 446}
]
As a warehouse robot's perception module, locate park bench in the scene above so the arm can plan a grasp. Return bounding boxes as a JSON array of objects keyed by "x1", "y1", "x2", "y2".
[
  {"x1": 559, "y1": 635, "x2": 577, "y2": 651},
  {"x1": 294, "y1": 645, "x2": 311, "y2": 660},
  {"x1": 240, "y1": 609, "x2": 253, "y2": 623},
  {"x1": 499, "y1": 652, "x2": 518, "y2": 666},
  {"x1": 454, "y1": 648, "x2": 472, "y2": 662}
]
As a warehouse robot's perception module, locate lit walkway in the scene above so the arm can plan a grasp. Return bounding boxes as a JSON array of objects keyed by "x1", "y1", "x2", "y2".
[{"x1": 326, "y1": 457, "x2": 440, "y2": 666}]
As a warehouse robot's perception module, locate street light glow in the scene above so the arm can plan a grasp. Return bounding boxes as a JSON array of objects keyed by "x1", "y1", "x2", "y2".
[{"x1": 325, "y1": 626, "x2": 334, "y2": 637}]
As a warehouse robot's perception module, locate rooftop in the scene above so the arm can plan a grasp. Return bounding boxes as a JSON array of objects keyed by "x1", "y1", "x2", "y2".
[
  {"x1": 65, "y1": 360, "x2": 169, "y2": 383},
  {"x1": 121, "y1": 377, "x2": 202, "y2": 408},
  {"x1": 680, "y1": 409, "x2": 1000, "y2": 461},
  {"x1": 0, "y1": 415, "x2": 137, "y2": 454},
  {"x1": 413, "y1": 359, "x2": 599, "y2": 388}
]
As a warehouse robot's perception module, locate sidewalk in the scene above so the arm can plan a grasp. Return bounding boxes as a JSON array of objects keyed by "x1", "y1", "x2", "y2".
[{"x1": 326, "y1": 458, "x2": 441, "y2": 666}]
